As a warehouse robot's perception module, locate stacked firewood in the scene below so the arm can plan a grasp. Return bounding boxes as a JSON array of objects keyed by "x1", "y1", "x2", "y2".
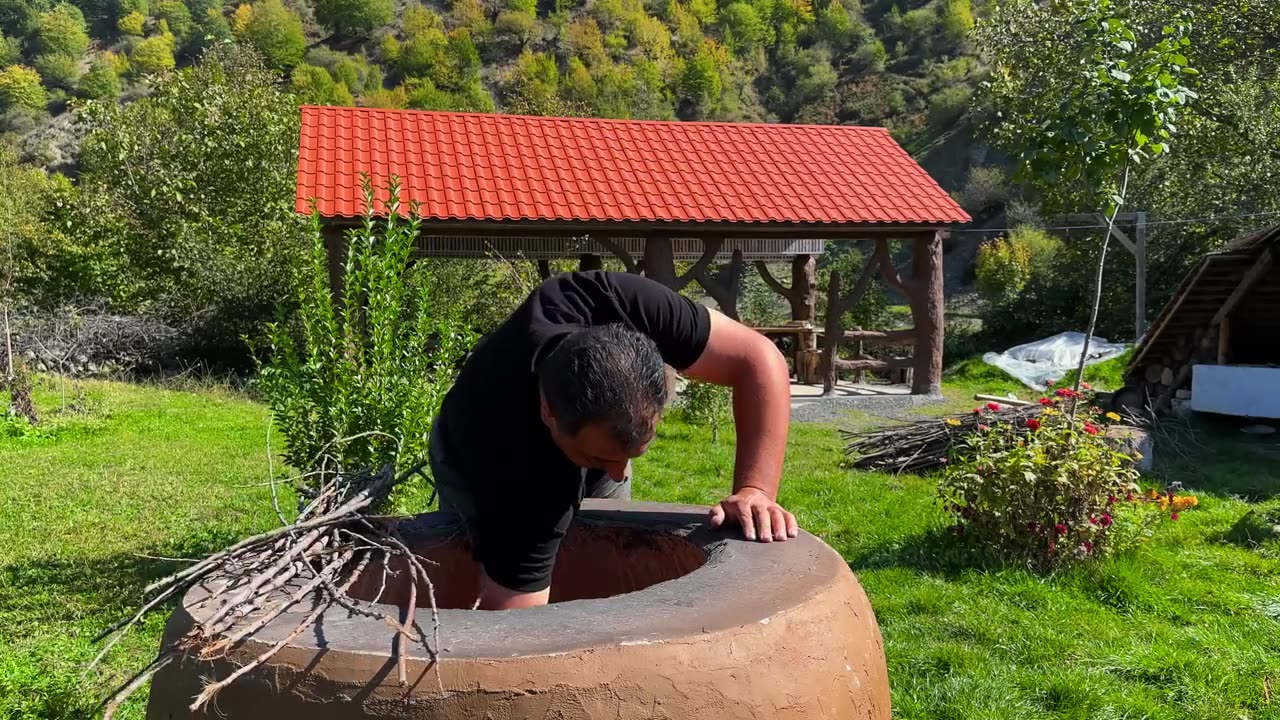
[{"x1": 841, "y1": 402, "x2": 1047, "y2": 474}]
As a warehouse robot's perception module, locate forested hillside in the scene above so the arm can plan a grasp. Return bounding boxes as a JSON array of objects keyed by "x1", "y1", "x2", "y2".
[
  {"x1": 0, "y1": 0, "x2": 986, "y2": 170},
  {"x1": 0, "y1": 0, "x2": 1276, "y2": 370}
]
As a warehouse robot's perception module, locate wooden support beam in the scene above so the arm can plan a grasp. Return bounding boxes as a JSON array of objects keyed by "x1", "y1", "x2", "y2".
[
  {"x1": 842, "y1": 329, "x2": 918, "y2": 344},
  {"x1": 536, "y1": 259, "x2": 552, "y2": 280},
  {"x1": 578, "y1": 253, "x2": 603, "y2": 271},
  {"x1": 754, "y1": 254, "x2": 817, "y2": 328},
  {"x1": 693, "y1": 248, "x2": 744, "y2": 320},
  {"x1": 592, "y1": 236, "x2": 638, "y2": 273},
  {"x1": 910, "y1": 231, "x2": 945, "y2": 395},
  {"x1": 834, "y1": 357, "x2": 915, "y2": 372},
  {"x1": 641, "y1": 234, "x2": 677, "y2": 287},
  {"x1": 820, "y1": 259, "x2": 880, "y2": 395}
]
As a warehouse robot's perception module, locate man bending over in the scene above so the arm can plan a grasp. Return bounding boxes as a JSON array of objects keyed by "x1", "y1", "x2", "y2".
[{"x1": 428, "y1": 270, "x2": 796, "y2": 610}]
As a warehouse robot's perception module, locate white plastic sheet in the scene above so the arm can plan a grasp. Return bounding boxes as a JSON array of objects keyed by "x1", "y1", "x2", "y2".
[{"x1": 982, "y1": 331, "x2": 1129, "y2": 390}]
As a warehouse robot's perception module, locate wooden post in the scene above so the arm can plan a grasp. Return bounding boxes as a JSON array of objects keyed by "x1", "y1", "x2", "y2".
[
  {"x1": 641, "y1": 234, "x2": 678, "y2": 287},
  {"x1": 853, "y1": 328, "x2": 865, "y2": 384},
  {"x1": 910, "y1": 231, "x2": 945, "y2": 395},
  {"x1": 1218, "y1": 317, "x2": 1231, "y2": 365},
  {"x1": 821, "y1": 270, "x2": 842, "y2": 395},
  {"x1": 578, "y1": 253, "x2": 603, "y2": 271},
  {"x1": 537, "y1": 259, "x2": 552, "y2": 280},
  {"x1": 1135, "y1": 212, "x2": 1147, "y2": 340},
  {"x1": 321, "y1": 223, "x2": 348, "y2": 301}
]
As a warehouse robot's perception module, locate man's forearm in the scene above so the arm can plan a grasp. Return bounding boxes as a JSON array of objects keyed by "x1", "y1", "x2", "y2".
[{"x1": 729, "y1": 345, "x2": 791, "y2": 499}]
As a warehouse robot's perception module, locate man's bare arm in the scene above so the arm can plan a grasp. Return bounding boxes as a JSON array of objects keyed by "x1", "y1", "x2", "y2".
[{"x1": 684, "y1": 310, "x2": 797, "y2": 542}]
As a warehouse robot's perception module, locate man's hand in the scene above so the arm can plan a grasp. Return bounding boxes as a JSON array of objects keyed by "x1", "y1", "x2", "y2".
[{"x1": 709, "y1": 486, "x2": 799, "y2": 542}]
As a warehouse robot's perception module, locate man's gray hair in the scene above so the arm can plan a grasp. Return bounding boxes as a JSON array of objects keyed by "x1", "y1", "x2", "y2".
[{"x1": 538, "y1": 324, "x2": 669, "y2": 450}]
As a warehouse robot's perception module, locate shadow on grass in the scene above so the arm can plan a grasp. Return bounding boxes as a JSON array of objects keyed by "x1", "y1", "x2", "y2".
[
  {"x1": 1153, "y1": 415, "x2": 1280, "y2": 501},
  {"x1": 844, "y1": 525, "x2": 1012, "y2": 579},
  {"x1": 0, "y1": 525, "x2": 253, "y2": 632}
]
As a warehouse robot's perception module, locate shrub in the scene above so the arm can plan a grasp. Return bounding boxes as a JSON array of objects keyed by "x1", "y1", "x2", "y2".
[
  {"x1": 154, "y1": 0, "x2": 193, "y2": 40},
  {"x1": 938, "y1": 392, "x2": 1145, "y2": 570},
  {"x1": 0, "y1": 65, "x2": 45, "y2": 111},
  {"x1": 259, "y1": 177, "x2": 473, "y2": 507},
  {"x1": 29, "y1": 5, "x2": 90, "y2": 59},
  {"x1": 290, "y1": 64, "x2": 354, "y2": 105},
  {"x1": 117, "y1": 10, "x2": 145, "y2": 35},
  {"x1": 237, "y1": 0, "x2": 306, "y2": 70},
  {"x1": 975, "y1": 226, "x2": 1059, "y2": 305},
  {"x1": 956, "y1": 165, "x2": 1009, "y2": 215},
  {"x1": 927, "y1": 84, "x2": 972, "y2": 131},
  {"x1": 677, "y1": 378, "x2": 731, "y2": 442},
  {"x1": 33, "y1": 53, "x2": 82, "y2": 90},
  {"x1": 494, "y1": 9, "x2": 539, "y2": 47},
  {"x1": 77, "y1": 57, "x2": 121, "y2": 99},
  {"x1": 130, "y1": 34, "x2": 177, "y2": 75},
  {"x1": 314, "y1": 0, "x2": 395, "y2": 37}
]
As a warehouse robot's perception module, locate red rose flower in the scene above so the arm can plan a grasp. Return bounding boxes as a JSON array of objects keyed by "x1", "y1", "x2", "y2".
[
  {"x1": 1100, "y1": 514, "x2": 1113, "y2": 527},
  {"x1": 1083, "y1": 540, "x2": 1094, "y2": 553},
  {"x1": 1083, "y1": 423, "x2": 1100, "y2": 435},
  {"x1": 1089, "y1": 516, "x2": 1099, "y2": 525},
  {"x1": 1038, "y1": 397, "x2": 1053, "y2": 406},
  {"x1": 1081, "y1": 382, "x2": 1092, "y2": 390},
  {"x1": 1170, "y1": 512, "x2": 1180, "y2": 521},
  {"x1": 973, "y1": 407, "x2": 982, "y2": 415},
  {"x1": 1026, "y1": 418, "x2": 1041, "y2": 430},
  {"x1": 1055, "y1": 523, "x2": 1068, "y2": 536},
  {"x1": 1107, "y1": 495, "x2": 1117, "y2": 506},
  {"x1": 986, "y1": 402, "x2": 1001, "y2": 411},
  {"x1": 1125, "y1": 491, "x2": 1135, "y2": 502},
  {"x1": 1055, "y1": 388, "x2": 1079, "y2": 398}
]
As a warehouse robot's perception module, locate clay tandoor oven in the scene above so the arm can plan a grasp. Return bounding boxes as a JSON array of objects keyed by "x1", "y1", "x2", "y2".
[{"x1": 147, "y1": 500, "x2": 891, "y2": 719}]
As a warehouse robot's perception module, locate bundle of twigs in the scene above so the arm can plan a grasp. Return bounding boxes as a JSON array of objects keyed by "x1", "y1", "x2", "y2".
[
  {"x1": 93, "y1": 459, "x2": 442, "y2": 718},
  {"x1": 841, "y1": 403, "x2": 1046, "y2": 474}
]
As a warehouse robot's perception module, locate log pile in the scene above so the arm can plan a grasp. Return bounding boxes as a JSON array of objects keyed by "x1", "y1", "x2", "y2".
[{"x1": 94, "y1": 461, "x2": 442, "y2": 717}]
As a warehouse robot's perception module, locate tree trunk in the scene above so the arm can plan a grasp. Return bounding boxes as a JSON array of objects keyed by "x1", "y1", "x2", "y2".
[
  {"x1": 910, "y1": 231, "x2": 944, "y2": 395},
  {"x1": 537, "y1": 259, "x2": 552, "y2": 280}
]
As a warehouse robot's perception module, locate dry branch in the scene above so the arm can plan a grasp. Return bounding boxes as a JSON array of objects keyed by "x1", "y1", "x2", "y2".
[{"x1": 93, "y1": 457, "x2": 444, "y2": 718}]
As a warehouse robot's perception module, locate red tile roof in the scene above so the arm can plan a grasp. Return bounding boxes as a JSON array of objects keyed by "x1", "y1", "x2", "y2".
[{"x1": 296, "y1": 106, "x2": 970, "y2": 227}]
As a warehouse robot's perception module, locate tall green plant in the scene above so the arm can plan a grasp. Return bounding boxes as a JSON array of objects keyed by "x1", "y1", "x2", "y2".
[{"x1": 258, "y1": 176, "x2": 473, "y2": 506}]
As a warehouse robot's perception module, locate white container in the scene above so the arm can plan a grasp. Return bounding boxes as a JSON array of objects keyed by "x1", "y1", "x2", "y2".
[{"x1": 1191, "y1": 364, "x2": 1280, "y2": 419}]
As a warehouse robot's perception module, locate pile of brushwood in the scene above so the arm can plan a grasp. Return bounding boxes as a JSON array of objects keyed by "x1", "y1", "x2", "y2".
[
  {"x1": 93, "y1": 460, "x2": 443, "y2": 717},
  {"x1": 842, "y1": 395, "x2": 1145, "y2": 474}
]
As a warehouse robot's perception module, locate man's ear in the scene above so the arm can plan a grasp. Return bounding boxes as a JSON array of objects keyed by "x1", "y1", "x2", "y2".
[{"x1": 539, "y1": 392, "x2": 555, "y2": 430}]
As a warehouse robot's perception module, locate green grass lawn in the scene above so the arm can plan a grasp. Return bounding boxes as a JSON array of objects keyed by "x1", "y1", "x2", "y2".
[{"x1": 2, "y1": 376, "x2": 1279, "y2": 719}]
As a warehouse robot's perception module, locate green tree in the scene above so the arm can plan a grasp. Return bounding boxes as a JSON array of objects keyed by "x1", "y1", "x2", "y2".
[
  {"x1": 237, "y1": 0, "x2": 306, "y2": 70},
  {"x1": 561, "y1": 55, "x2": 594, "y2": 104},
  {"x1": 30, "y1": 4, "x2": 90, "y2": 58},
  {"x1": 978, "y1": 0, "x2": 1198, "y2": 390},
  {"x1": 290, "y1": 63, "x2": 354, "y2": 105},
  {"x1": 33, "y1": 52, "x2": 81, "y2": 89},
  {"x1": 116, "y1": 9, "x2": 145, "y2": 34},
  {"x1": 130, "y1": 33, "x2": 176, "y2": 75},
  {"x1": 677, "y1": 38, "x2": 725, "y2": 116},
  {"x1": 76, "y1": 45, "x2": 304, "y2": 353},
  {"x1": 0, "y1": 31, "x2": 19, "y2": 64},
  {"x1": 562, "y1": 16, "x2": 605, "y2": 65},
  {"x1": 718, "y1": 2, "x2": 766, "y2": 55},
  {"x1": 77, "y1": 56, "x2": 121, "y2": 98},
  {"x1": 313, "y1": 0, "x2": 394, "y2": 37},
  {"x1": 450, "y1": 0, "x2": 488, "y2": 34},
  {"x1": 0, "y1": 64, "x2": 44, "y2": 111},
  {"x1": 154, "y1": 0, "x2": 193, "y2": 40},
  {"x1": 938, "y1": 0, "x2": 973, "y2": 50}
]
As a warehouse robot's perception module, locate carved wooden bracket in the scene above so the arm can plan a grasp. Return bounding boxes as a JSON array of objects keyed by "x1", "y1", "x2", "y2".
[{"x1": 694, "y1": 248, "x2": 744, "y2": 319}]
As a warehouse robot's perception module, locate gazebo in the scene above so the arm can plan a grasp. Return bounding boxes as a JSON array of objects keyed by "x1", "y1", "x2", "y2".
[{"x1": 295, "y1": 106, "x2": 969, "y2": 394}]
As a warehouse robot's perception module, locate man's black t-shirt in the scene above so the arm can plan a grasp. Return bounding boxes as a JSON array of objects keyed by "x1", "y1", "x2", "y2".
[{"x1": 435, "y1": 270, "x2": 712, "y2": 593}]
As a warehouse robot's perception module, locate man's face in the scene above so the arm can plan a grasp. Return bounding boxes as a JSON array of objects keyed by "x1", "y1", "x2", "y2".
[{"x1": 541, "y1": 399, "x2": 655, "y2": 482}]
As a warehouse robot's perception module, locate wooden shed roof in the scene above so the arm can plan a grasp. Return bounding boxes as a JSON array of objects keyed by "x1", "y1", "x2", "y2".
[{"x1": 1128, "y1": 225, "x2": 1280, "y2": 373}]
